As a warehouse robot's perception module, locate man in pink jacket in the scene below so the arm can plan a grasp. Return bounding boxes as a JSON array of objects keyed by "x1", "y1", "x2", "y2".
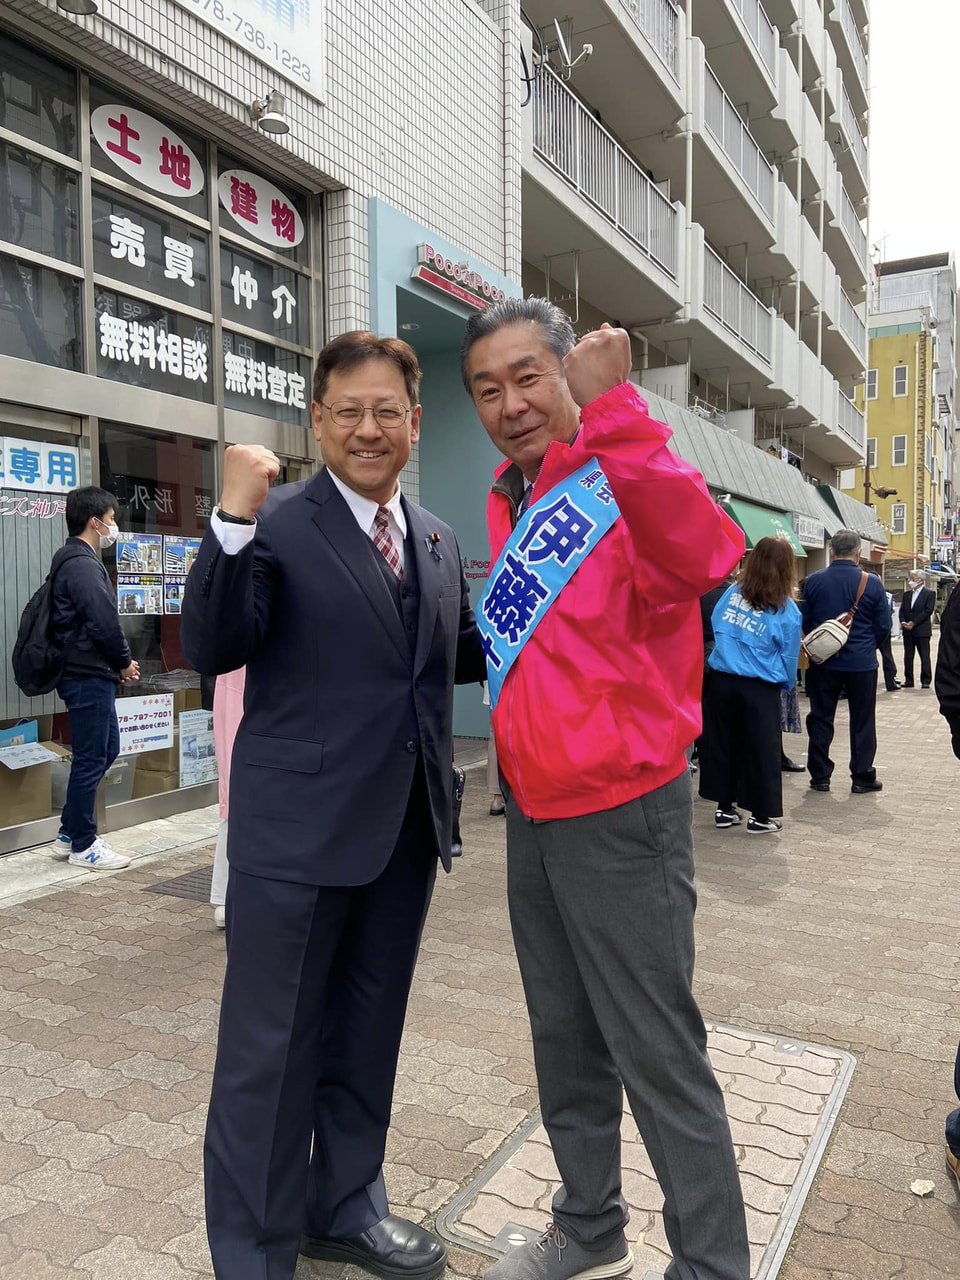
[{"x1": 463, "y1": 298, "x2": 749, "y2": 1280}]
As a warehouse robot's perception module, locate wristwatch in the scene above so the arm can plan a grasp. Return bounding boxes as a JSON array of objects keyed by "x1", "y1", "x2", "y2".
[{"x1": 213, "y1": 505, "x2": 255, "y2": 525}]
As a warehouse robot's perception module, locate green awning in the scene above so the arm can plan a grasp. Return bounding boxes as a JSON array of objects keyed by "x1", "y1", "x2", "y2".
[{"x1": 724, "y1": 499, "x2": 807, "y2": 557}]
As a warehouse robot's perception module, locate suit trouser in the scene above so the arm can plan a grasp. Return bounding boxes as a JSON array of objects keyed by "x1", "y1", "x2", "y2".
[
  {"x1": 805, "y1": 667, "x2": 878, "y2": 785},
  {"x1": 505, "y1": 770, "x2": 749, "y2": 1280},
  {"x1": 877, "y1": 635, "x2": 898, "y2": 690},
  {"x1": 205, "y1": 772, "x2": 437, "y2": 1280},
  {"x1": 902, "y1": 633, "x2": 932, "y2": 686}
]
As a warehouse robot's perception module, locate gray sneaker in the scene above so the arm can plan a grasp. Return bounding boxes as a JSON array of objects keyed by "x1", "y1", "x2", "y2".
[{"x1": 484, "y1": 1224, "x2": 632, "y2": 1280}]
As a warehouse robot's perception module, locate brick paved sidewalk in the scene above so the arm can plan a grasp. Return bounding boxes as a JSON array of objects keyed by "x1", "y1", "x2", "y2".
[{"x1": 0, "y1": 672, "x2": 958, "y2": 1278}]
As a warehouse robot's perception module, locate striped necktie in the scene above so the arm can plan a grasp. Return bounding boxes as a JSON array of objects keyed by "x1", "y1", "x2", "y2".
[{"x1": 374, "y1": 506, "x2": 403, "y2": 579}]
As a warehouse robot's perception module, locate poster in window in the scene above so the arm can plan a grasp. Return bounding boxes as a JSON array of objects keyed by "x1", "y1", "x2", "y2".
[
  {"x1": 179, "y1": 708, "x2": 218, "y2": 788},
  {"x1": 117, "y1": 532, "x2": 162, "y2": 574},
  {"x1": 163, "y1": 535, "x2": 202, "y2": 574},
  {"x1": 117, "y1": 693, "x2": 175, "y2": 757},
  {"x1": 118, "y1": 574, "x2": 163, "y2": 615},
  {"x1": 164, "y1": 575, "x2": 187, "y2": 614}
]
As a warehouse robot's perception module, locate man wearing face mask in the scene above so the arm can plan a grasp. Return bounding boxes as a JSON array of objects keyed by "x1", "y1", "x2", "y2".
[
  {"x1": 48, "y1": 487, "x2": 140, "y2": 871},
  {"x1": 899, "y1": 570, "x2": 937, "y2": 689}
]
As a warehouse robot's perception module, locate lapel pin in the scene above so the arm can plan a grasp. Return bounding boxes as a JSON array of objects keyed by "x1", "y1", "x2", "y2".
[{"x1": 426, "y1": 532, "x2": 443, "y2": 561}]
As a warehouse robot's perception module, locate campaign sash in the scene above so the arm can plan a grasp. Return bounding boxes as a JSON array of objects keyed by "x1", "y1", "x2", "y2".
[{"x1": 478, "y1": 458, "x2": 622, "y2": 709}]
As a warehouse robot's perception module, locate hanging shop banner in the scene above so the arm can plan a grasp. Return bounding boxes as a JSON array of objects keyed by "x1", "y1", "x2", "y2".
[
  {"x1": 118, "y1": 533, "x2": 163, "y2": 574},
  {"x1": 168, "y1": 0, "x2": 324, "y2": 102},
  {"x1": 0, "y1": 439, "x2": 80, "y2": 493},
  {"x1": 218, "y1": 169, "x2": 305, "y2": 249},
  {"x1": 91, "y1": 105, "x2": 205, "y2": 199},
  {"x1": 179, "y1": 708, "x2": 218, "y2": 787},
  {"x1": 118, "y1": 574, "x2": 163, "y2": 615},
  {"x1": 118, "y1": 694, "x2": 175, "y2": 757}
]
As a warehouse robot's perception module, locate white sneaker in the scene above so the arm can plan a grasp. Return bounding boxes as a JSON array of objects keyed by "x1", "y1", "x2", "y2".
[
  {"x1": 213, "y1": 905, "x2": 226, "y2": 929},
  {"x1": 68, "y1": 838, "x2": 131, "y2": 871},
  {"x1": 51, "y1": 832, "x2": 72, "y2": 861}
]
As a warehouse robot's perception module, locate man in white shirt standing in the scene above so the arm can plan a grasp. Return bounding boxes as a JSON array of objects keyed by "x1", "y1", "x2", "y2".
[
  {"x1": 899, "y1": 570, "x2": 937, "y2": 688},
  {"x1": 181, "y1": 331, "x2": 485, "y2": 1280}
]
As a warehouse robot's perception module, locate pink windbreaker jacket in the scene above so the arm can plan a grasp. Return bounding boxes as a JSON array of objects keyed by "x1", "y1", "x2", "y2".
[{"x1": 486, "y1": 382, "x2": 746, "y2": 820}]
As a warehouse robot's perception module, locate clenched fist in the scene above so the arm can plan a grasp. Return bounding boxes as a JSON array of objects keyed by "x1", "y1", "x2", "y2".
[
  {"x1": 219, "y1": 444, "x2": 281, "y2": 521},
  {"x1": 562, "y1": 322, "x2": 632, "y2": 409}
]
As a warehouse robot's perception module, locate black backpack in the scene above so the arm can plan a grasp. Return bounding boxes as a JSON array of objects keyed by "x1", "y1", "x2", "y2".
[{"x1": 12, "y1": 547, "x2": 90, "y2": 698}]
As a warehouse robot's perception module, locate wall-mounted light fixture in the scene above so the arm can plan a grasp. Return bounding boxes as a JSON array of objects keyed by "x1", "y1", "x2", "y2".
[{"x1": 250, "y1": 90, "x2": 290, "y2": 136}]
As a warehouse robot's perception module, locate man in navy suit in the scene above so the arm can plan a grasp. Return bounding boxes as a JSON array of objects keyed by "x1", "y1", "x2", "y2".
[
  {"x1": 181, "y1": 331, "x2": 485, "y2": 1280},
  {"x1": 899, "y1": 569, "x2": 937, "y2": 688}
]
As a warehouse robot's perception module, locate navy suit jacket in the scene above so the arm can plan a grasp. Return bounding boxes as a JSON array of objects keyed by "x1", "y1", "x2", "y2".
[
  {"x1": 800, "y1": 560, "x2": 890, "y2": 672},
  {"x1": 180, "y1": 468, "x2": 486, "y2": 886},
  {"x1": 899, "y1": 586, "x2": 936, "y2": 639}
]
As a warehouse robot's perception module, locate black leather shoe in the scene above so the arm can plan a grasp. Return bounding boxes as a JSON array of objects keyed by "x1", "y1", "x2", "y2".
[
  {"x1": 301, "y1": 1215, "x2": 447, "y2": 1280},
  {"x1": 781, "y1": 756, "x2": 806, "y2": 772},
  {"x1": 809, "y1": 780, "x2": 830, "y2": 792},
  {"x1": 852, "y1": 779, "x2": 883, "y2": 794}
]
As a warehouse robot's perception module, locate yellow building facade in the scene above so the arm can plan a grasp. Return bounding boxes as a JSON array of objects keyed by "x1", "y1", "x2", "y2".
[{"x1": 847, "y1": 317, "x2": 942, "y2": 570}]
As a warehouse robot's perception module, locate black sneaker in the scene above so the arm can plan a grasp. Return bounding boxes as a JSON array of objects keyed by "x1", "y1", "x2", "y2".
[
  {"x1": 747, "y1": 817, "x2": 783, "y2": 834},
  {"x1": 715, "y1": 807, "x2": 742, "y2": 828}
]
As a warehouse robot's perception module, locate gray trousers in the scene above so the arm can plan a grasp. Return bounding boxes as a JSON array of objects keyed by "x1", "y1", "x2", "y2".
[{"x1": 505, "y1": 770, "x2": 749, "y2": 1280}]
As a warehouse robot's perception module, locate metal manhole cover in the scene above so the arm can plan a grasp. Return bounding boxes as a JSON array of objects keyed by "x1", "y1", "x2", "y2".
[
  {"x1": 436, "y1": 1022, "x2": 855, "y2": 1280},
  {"x1": 144, "y1": 865, "x2": 214, "y2": 901}
]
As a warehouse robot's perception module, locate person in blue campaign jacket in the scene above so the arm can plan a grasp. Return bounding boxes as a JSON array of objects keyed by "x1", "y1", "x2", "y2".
[{"x1": 698, "y1": 536, "x2": 803, "y2": 835}]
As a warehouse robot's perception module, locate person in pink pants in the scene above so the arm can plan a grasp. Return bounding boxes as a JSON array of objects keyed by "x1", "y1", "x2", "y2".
[{"x1": 210, "y1": 666, "x2": 245, "y2": 928}]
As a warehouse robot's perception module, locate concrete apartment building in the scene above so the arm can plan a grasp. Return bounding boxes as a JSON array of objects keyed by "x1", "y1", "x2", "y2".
[
  {"x1": 844, "y1": 253, "x2": 959, "y2": 578},
  {"x1": 513, "y1": 0, "x2": 883, "y2": 568}
]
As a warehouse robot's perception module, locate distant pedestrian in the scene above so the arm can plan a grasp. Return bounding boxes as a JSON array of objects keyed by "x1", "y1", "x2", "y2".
[
  {"x1": 874, "y1": 574, "x2": 900, "y2": 691},
  {"x1": 49, "y1": 487, "x2": 140, "y2": 871},
  {"x1": 801, "y1": 530, "x2": 889, "y2": 794},
  {"x1": 699, "y1": 536, "x2": 802, "y2": 835},
  {"x1": 899, "y1": 570, "x2": 936, "y2": 688}
]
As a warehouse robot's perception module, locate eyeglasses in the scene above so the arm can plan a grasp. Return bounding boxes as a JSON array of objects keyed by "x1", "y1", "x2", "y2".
[{"x1": 321, "y1": 401, "x2": 412, "y2": 429}]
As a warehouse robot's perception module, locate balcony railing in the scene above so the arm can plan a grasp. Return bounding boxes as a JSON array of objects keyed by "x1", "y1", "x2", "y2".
[
  {"x1": 838, "y1": 390, "x2": 866, "y2": 450},
  {"x1": 841, "y1": 184, "x2": 867, "y2": 266},
  {"x1": 532, "y1": 65, "x2": 679, "y2": 278},
  {"x1": 622, "y1": 0, "x2": 680, "y2": 78},
  {"x1": 839, "y1": 287, "x2": 866, "y2": 353},
  {"x1": 839, "y1": 0, "x2": 868, "y2": 88},
  {"x1": 874, "y1": 291, "x2": 936, "y2": 315},
  {"x1": 840, "y1": 86, "x2": 867, "y2": 177},
  {"x1": 703, "y1": 244, "x2": 773, "y2": 363},
  {"x1": 704, "y1": 64, "x2": 775, "y2": 218},
  {"x1": 730, "y1": 0, "x2": 777, "y2": 77}
]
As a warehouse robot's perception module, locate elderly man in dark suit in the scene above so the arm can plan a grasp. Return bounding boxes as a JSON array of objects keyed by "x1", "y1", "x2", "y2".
[
  {"x1": 899, "y1": 569, "x2": 937, "y2": 688},
  {"x1": 181, "y1": 331, "x2": 485, "y2": 1280}
]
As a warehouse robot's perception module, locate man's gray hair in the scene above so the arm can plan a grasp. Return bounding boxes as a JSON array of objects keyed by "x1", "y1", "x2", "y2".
[
  {"x1": 460, "y1": 297, "x2": 576, "y2": 392},
  {"x1": 831, "y1": 529, "x2": 862, "y2": 558}
]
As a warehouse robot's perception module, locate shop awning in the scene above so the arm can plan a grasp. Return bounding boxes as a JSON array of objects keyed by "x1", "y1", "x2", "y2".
[{"x1": 723, "y1": 500, "x2": 807, "y2": 556}]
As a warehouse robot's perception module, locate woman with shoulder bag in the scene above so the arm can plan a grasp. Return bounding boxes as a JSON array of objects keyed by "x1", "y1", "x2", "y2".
[{"x1": 699, "y1": 537, "x2": 803, "y2": 835}]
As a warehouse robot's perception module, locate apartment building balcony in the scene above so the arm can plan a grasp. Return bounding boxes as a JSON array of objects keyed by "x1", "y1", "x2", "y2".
[
  {"x1": 762, "y1": 0, "x2": 799, "y2": 27},
  {"x1": 836, "y1": 388, "x2": 867, "y2": 454},
  {"x1": 520, "y1": 0, "x2": 685, "y2": 154},
  {"x1": 800, "y1": 93, "x2": 827, "y2": 202},
  {"x1": 873, "y1": 291, "x2": 937, "y2": 319},
  {"x1": 753, "y1": 46, "x2": 803, "y2": 158},
  {"x1": 823, "y1": 282, "x2": 867, "y2": 382},
  {"x1": 695, "y1": 0, "x2": 778, "y2": 113},
  {"x1": 770, "y1": 320, "x2": 864, "y2": 462},
  {"x1": 824, "y1": 171, "x2": 869, "y2": 294},
  {"x1": 833, "y1": 82, "x2": 868, "y2": 203},
  {"x1": 799, "y1": 0, "x2": 826, "y2": 83},
  {"x1": 827, "y1": 0, "x2": 868, "y2": 116},
  {"x1": 643, "y1": 228, "x2": 775, "y2": 405},
  {"x1": 523, "y1": 63, "x2": 683, "y2": 323}
]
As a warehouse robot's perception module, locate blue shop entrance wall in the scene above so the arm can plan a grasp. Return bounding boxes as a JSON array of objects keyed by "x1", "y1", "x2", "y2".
[{"x1": 369, "y1": 200, "x2": 520, "y2": 738}]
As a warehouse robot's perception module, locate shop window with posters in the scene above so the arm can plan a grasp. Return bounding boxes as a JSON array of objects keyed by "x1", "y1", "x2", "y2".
[{"x1": 99, "y1": 423, "x2": 217, "y2": 805}]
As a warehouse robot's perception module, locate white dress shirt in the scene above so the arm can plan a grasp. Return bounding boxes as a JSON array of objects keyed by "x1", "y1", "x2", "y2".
[
  {"x1": 911, "y1": 584, "x2": 925, "y2": 607},
  {"x1": 211, "y1": 473, "x2": 407, "y2": 567}
]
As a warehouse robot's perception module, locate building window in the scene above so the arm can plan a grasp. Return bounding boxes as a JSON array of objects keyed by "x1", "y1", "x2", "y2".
[
  {"x1": 0, "y1": 255, "x2": 82, "y2": 370},
  {"x1": 891, "y1": 503, "x2": 907, "y2": 535},
  {"x1": 0, "y1": 144, "x2": 82, "y2": 265},
  {"x1": 866, "y1": 437, "x2": 877, "y2": 469},
  {"x1": 925, "y1": 503, "x2": 932, "y2": 541},
  {"x1": 892, "y1": 435, "x2": 908, "y2": 466},
  {"x1": 866, "y1": 368, "x2": 878, "y2": 400},
  {"x1": 893, "y1": 365, "x2": 909, "y2": 397},
  {"x1": 0, "y1": 33, "x2": 78, "y2": 157},
  {"x1": 925, "y1": 434, "x2": 932, "y2": 471}
]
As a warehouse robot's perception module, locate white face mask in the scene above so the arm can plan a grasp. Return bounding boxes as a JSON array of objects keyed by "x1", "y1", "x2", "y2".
[
  {"x1": 96, "y1": 518, "x2": 120, "y2": 550},
  {"x1": 911, "y1": 580, "x2": 923, "y2": 591}
]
